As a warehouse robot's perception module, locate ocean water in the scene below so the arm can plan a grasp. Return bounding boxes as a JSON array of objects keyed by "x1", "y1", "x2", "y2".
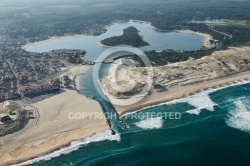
[{"x1": 15, "y1": 72, "x2": 250, "y2": 166}]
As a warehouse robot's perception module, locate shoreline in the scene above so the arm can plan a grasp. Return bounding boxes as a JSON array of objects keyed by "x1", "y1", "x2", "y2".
[
  {"x1": 102, "y1": 46, "x2": 250, "y2": 116},
  {"x1": 147, "y1": 21, "x2": 215, "y2": 49},
  {"x1": 22, "y1": 19, "x2": 214, "y2": 53},
  {"x1": 95, "y1": 41, "x2": 135, "y2": 49},
  {"x1": 10, "y1": 130, "x2": 119, "y2": 166},
  {"x1": 176, "y1": 29, "x2": 215, "y2": 49},
  {"x1": 4, "y1": 67, "x2": 250, "y2": 165},
  {"x1": 21, "y1": 19, "x2": 126, "y2": 52},
  {"x1": 0, "y1": 65, "x2": 110, "y2": 166},
  {"x1": 122, "y1": 78, "x2": 250, "y2": 117},
  {"x1": 9, "y1": 19, "x2": 232, "y2": 165},
  {"x1": 96, "y1": 22, "x2": 214, "y2": 50},
  {"x1": 22, "y1": 34, "x2": 86, "y2": 52},
  {"x1": 117, "y1": 71, "x2": 250, "y2": 116},
  {"x1": 6, "y1": 128, "x2": 112, "y2": 166}
]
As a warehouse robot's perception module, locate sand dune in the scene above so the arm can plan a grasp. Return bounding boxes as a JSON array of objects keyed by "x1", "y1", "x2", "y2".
[{"x1": 100, "y1": 47, "x2": 250, "y2": 115}]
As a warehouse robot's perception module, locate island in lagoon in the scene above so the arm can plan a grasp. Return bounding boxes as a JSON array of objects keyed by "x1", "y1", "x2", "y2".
[{"x1": 100, "y1": 26, "x2": 149, "y2": 47}]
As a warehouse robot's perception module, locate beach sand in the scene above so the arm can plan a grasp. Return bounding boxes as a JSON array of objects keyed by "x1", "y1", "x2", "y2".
[
  {"x1": 6, "y1": 20, "x2": 233, "y2": 165},
  {"x1": 2, "y1": 40, "x2": 249, "y2": 165},
  {"x1": 177, "y1": 30, "x2": 214, "y2": 49},
  {"x1": 115, "y1": 71, "x2": 250, "y2": 115},
  {"x1": 99, "y1": 46, "x2": 250, "y2": 115},
  {"x1": 0, "y1": 66, "x2": 110, "y2": 166},
  {"x1": 62, "y1": 65, "x2": 90, "y2": 90},
  {"x1": 147, "y1": 22, "x2": 214, "y2": 49}
]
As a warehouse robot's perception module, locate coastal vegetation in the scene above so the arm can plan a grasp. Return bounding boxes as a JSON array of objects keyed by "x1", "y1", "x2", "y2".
[
  {"x1": 100, "y1": 26, "x2": 149, "y2": 47},
  {"x1": 114, "y1": 49, "x2": 215, "y2": 67},
  {"x1": 0, "y1": 101, "x2": 29, "y2": 136},
  {"x1": 214, "y1": 25, "x2": 250, "y2": 48}
]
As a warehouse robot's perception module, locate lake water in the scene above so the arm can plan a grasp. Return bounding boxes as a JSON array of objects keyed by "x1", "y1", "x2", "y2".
[{"x1": 24, "y1": 20, "x2": 204, "y2": 61}]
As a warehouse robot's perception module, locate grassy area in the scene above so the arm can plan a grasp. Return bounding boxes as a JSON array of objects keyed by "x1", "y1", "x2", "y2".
[{"x1": 218, "y1": 19, "x2": 250, "y2": 28}]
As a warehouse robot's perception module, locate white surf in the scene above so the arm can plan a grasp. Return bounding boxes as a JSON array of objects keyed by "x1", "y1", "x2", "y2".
[
  {"x1": 226, "y1": 99, "x2": 250, "y2": 133},
  {"x1": 13, "y1": 130, "x2": 120, "y2": 166},
  {"x1": 135, "y1": 117, "x2": 163, "y2": 130}
]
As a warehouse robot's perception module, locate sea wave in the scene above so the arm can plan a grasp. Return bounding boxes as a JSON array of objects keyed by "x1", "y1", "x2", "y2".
[
  {"x1": 13, "y1": 130, "x2": 120, "y2": 166},
  {"x1": 185, "y1": 93, "x2": 216, "y2": 113},
  {"x1": 135, "y1": 117, "x2": 163, "y2": 130},
  {"x1": 226, "y1": 99, "x2": 250, "y2": 133},
  {"x1": 122, "y1": 80, "x2": 250, "y2": 118},
  {"x1": 186, "y1": 108, "x2": 202, "y2": 115},
  {"x1": 121, "y1": 98, "x2": 183, "y2": 118}
]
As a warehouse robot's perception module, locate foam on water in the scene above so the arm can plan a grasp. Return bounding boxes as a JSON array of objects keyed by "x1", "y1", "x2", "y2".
[
  {"x1": 13, "y1": 130, "x2": 120, "y2": 166},
  {"x1": 135, "y1": 117, "x2": 163, "y2": 130},
  {"x1": 121, "y1": 98, "x2": 182, "y2": 118},
  {"x1": 122, "y1": 80, "x2": 250, "y2": 118},
  {"x1": 185, "y1": 93, "x2": 216, "y2": 112},
  {"x1": 186, "y1": 108, "x2": 202, "y2": 115},
  {"x1": 122, "y1": 93, "x2": 216, "y2": 117},
  {"x1": 226, "y1": 99, "x2": 250, "y2": 133}
]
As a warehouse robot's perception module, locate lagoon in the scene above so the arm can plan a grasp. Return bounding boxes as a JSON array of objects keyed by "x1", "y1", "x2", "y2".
[{"x1": 24, "y1": 20, "x2": 204, "y2": 60}]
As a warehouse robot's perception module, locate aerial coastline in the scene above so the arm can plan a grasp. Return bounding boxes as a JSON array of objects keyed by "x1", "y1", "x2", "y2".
[
  {"x1": 3, "y1": 26, "x2": 245, "y2": 165},
  {"x1": 3, "y1": 45, "x2": 250, "y2": 166},
  {"x1": 1, "y1": 18, "x2": 250, "y2": 166},
  {"x1": 118, "y1": 71, "x2": 250, "y2": 116},
  {"x1": 0, "y1": 66, "x2": 110, "y2": 166},
  {"x1": 2, "y1": 1, "x2": 250, "y2": 165},
  {"x1": 99, "y1": 46, "x2": 250, "y2": 116}
]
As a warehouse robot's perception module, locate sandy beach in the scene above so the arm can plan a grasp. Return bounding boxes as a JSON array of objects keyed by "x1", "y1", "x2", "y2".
[
  {"x1": 62, "y1": 65, "x2": 91, "y2": 90},
  {"x1": 0, "y1": 66, "x2": 110, "y2": 166},
  {"x1": 1, "y1": 26, "x2": 247, "y2": 166},
  {"x1": 116, "y1": 71, "x2": 250, "y2": 116},
  {"x1": 177, "y1": 29, "x2": 215, "y2": 49},
  {"x1": 148, "y1": 22, "x2": 215, "y2": 49},
  {"x1": 99, "y1": 46, "x2": 250, "y2": 115}
]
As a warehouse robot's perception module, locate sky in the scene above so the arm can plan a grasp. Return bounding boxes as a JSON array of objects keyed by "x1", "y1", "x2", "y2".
[
  {"x1": 1, "y1": 0, "x2": 249, "y2": 7},
  {"x1": 0, "y1": 0, "x2": 100, "y2": 7}
]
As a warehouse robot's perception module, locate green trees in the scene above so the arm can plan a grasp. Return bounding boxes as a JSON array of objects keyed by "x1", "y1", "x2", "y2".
[{"x1": 101, "y1": 26, "x2": 149, "y2": 47}]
